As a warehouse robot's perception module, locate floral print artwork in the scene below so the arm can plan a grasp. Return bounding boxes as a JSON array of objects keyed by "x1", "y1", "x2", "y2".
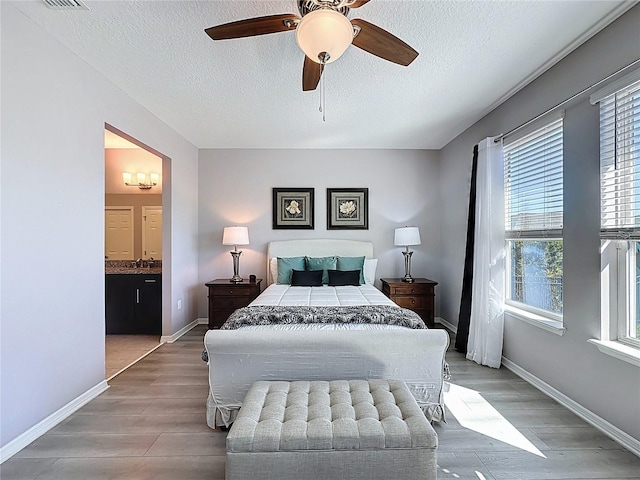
[
  {"x1": 327, "y1": 188, "x2": 368, "y2": 229},
  {"x1": 273, "y1": 188, "x2": 314, "y2": 229},
  {"x1": 285, "y1": 199, "x2": 302, "y2": 218},
  {"x1": 338, "y1": 200, "x2": 357, "y2": 219}
]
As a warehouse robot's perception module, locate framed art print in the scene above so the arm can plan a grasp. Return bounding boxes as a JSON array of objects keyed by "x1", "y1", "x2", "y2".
[
  {"x1": 327, "y1": 188, "x2": 369, "y2": 230},
  {"x1": 272, "y1": 188, "x2": 314, "y2": 229}
]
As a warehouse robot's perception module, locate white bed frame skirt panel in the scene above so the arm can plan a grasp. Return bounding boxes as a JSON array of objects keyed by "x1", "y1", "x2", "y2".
[{"x1": 204, "y1": 328, "x2": 449, "y2": 428}]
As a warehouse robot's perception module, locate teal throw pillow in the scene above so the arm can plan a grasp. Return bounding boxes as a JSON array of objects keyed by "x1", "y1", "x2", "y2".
[
  {"x1": 305, "y1": 256, "x2": 337, "y2": 285},
  {"x1": 277, "y1": 256, "x2": 306, "y2": 284},
  {"x1": 336, "y1": 256, "x2": 365, "y2": 285}
]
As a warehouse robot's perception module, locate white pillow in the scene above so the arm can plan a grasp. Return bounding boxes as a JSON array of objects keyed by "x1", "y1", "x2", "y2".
[
  {"x1": 363, "y1": 259, "x2": 378, "y2": 285},
  {"x1": 269, "y1": 257, "x2": 278, "y2": 284}
]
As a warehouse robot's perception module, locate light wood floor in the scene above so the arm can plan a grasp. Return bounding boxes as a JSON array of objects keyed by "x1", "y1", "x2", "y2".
[{"x1": 2, "y1": 325, "x2": 639, "y2": 480}]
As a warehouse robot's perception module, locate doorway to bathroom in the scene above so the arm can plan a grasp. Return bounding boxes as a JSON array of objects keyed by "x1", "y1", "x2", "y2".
[{"x1": 104, "y1": 126, "x2": 163, "y2": 380}]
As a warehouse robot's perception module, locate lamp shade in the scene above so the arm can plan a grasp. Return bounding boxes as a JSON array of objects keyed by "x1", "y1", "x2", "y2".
[
  {"x1": 222, "y1": 226, "x2": 249, "y2": 246},
  {"x1": 295, "y1": 9, "x2": 353, "y2": 64},
  {"x1": 394, "y1": 227, "x2": 421, "y2": 246}
]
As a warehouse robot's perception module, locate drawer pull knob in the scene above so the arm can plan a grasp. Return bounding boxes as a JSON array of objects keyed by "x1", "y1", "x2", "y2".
[
  {"x1": 411, "y1": 289, "x2": 415, "y2": 293},
  {"x1": 229, "y1": 290, "x2": 234, "y2": 294},
  {"x1": 411, "y1": 299, "x2": 415, "y2": 304}
]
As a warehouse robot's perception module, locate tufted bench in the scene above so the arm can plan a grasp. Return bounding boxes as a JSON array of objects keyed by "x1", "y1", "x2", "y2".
[{"x1": 225, "y1": 379, "x2": 438, "y2": 480}]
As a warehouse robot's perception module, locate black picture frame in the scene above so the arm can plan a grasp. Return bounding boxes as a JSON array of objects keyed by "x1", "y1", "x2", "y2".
[
  {"x1": 272, "y1": 188, "x2": 315, "y2": 229},
  {"x1": 327, "y1": 188, "x2": 369, "y2": 230}
]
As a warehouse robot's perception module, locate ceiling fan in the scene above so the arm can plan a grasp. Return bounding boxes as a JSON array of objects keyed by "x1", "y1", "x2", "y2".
[{"x1": 205, "y1": 0, "x2": 419, "y2": 92}]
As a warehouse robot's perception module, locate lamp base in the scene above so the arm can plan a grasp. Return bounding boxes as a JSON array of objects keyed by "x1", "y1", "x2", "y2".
[
  {"x1": 229, "y1": 250, "x2": 243, "y2": 283},
  {"x1": 401, "y1": 249, "x2": 415, "y2": 283}
]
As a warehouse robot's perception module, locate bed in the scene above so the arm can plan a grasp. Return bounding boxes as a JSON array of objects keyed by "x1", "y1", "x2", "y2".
[{"x1": 203, "y1": 239, "x2": 450, "y2": 428}]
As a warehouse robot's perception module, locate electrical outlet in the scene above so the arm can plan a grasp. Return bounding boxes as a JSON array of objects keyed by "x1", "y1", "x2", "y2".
[{"x1": 177, "y1": 299, "x2": 182, "y2": 310}]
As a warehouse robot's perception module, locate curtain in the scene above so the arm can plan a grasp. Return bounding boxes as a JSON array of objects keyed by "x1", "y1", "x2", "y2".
[
  {"x1": 455, "y1": 145, "x2": 478, "y2": 353},
  {"x1": 467, "y1": 137, "x2": 505, "y2": 368}
]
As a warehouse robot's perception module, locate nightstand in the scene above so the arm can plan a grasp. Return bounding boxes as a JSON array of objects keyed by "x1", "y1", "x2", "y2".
[
  {"x1": 205, "y1": 279, "x2": 262, "y2": 329},
  {"x1": 380, "y1": 278, "x2": 437, "y2": 328}
]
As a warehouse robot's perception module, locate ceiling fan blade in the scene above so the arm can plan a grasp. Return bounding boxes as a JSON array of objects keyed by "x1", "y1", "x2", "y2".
[
  {"x1": 349, "y1": 0, "x2": 372, "y2": 8},
  {"x1": 205, "y1": 14, "x2": 299, "y2": 40},
  {"x1": 303, "y1": 56, "x2": 324, "y2": 91},
  {"x1": 351, "y1": 19, "x2": 418, "y2": 66}
]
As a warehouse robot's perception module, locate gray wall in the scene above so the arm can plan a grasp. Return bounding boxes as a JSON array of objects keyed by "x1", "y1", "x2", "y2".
[
  {"x1": 438, "y1": 5, "x2": 640, "y2": 441},
  {"x1": 1, "y1": 3, "x2": 200, "y2": 450},
  {"x1": 197, "y1": 149, "x2": 440, "y2": 318}
]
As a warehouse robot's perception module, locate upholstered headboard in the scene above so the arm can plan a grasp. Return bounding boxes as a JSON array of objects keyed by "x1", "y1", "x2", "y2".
[{"x1": 266, "y1": 239, "x2": 374, "y2": 285}]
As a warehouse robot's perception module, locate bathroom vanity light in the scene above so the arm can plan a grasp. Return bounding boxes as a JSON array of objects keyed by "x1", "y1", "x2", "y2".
[{"x1": 123, "y1": 172, "x2": 159, "y2": 190}]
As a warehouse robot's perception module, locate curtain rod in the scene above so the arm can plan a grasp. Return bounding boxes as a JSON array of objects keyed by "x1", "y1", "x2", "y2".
[{"x1": 494, "y1": 57, "x2": 640, "y2": 143}]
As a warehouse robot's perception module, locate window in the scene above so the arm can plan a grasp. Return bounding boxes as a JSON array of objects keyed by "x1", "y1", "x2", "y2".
[
  {"x1": 595, "y1": 72, "x2": 640, "y2": 348},
  {"x1": 504, "y1": 118, "x2": 563, "y2": 320}
]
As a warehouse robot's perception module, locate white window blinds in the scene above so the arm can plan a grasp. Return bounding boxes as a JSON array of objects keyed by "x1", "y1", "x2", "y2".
[
  {"x1": 504, "y1": 118, "x2": 564, "y2": 238},
  {"x1": 597, "y1": 77, "x2": 640, "y2": 239}
]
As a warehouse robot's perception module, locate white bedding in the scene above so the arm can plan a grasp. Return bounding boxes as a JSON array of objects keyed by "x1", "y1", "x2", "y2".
[
  {"x1": 250, "y1": 283, "x2": 397, "y2": 307},
  {"x1": 238, "y1": 284, "x2": 407, "y2": 331}
]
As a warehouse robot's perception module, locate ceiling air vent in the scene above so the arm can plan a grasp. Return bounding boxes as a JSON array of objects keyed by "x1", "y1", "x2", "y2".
[{"x1": 42, "y1": 0, "x2": 89, "y2": 10}]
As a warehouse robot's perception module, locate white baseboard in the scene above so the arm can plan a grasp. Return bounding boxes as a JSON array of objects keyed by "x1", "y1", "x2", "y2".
[
  {"x1": 436, "y1": 316, "x2": 457, "y2": 333},
  {"x1": 502, "y1": 357, "x2": 640, "y2": 457},
  {"x1": 160, "y1": 318, "x2": 204, "y2": 343},
  {"x1": 0, "y1": 380, "x2": 109, "y2": 463},
  {"x1": 197, "y1": 317, "x2": 208, "y2": 325}
]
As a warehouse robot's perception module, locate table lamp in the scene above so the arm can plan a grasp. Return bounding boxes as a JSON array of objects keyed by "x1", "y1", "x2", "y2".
[
  {"x1": 222, "y1": 226, "x2": 249, "y2": 283},
  {"x1": 394, "y1": 226, "x2": 421, "y2": 283}
]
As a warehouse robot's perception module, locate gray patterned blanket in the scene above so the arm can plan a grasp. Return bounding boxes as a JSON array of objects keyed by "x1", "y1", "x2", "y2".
[{"x1": 221, "y1": 305, "x2": 427, "y2": 330}]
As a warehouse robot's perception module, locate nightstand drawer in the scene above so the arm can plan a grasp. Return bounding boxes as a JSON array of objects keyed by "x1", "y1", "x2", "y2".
[
  {"x1": 389, "y1": 284, "x2": 430, "y2": 296},
  {"x1": 211, "y1": 309, "x2": 236, "y2": 328},
  {"x1": 213, "y1": 296, "x2": 252, "y2": 310},
  {"x1": 394, "y1": 296, "x2": 428, "y2": 309},
  {"x1": 214, "y1": 285, "x2": 252, "y2": 297}
]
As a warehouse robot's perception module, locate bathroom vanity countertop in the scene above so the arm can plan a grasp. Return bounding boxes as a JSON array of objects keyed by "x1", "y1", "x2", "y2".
[{"x1": 106, "y1": 266, "x2": 162, "y2": 275}]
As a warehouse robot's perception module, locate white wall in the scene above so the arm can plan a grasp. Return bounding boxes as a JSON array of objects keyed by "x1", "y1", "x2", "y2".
[
  {"x1": 0, "y1": 4, "x2": 199, "y2": 450},
  {"x1": 438, "y1": 5, "x2": 640, "y2": 441},
  {"x1": 197, "y1": 149, "x2": 440, "y2": 318}
]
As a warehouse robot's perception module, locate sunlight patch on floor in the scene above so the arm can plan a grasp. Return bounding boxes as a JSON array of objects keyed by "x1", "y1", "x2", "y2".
[
  {"x1": 439, "y1": 467, "x2": 489, "y2": 479},
  {"x1": 444, "y1": 383, "x2": 546, "y2": 458}
]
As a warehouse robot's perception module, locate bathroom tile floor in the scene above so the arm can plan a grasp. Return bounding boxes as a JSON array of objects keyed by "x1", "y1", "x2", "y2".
[{"x1": 105, "y1": 335, "x2": 161, "y2": 379}]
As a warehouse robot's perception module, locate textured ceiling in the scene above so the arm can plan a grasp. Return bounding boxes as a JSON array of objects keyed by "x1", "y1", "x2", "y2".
[{"x1": 13, "y1": 0, "x2": 632, "y2": 149}]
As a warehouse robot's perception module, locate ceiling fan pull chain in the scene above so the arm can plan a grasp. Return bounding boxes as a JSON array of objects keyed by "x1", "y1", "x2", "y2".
[{"x1": 321, "y1": 67, "x2": 326, "y2": 122}]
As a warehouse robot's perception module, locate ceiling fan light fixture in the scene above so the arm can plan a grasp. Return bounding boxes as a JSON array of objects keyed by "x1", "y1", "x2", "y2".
[{"x1": 296, "y1": 9, "x2": 353, "y2": 64}]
